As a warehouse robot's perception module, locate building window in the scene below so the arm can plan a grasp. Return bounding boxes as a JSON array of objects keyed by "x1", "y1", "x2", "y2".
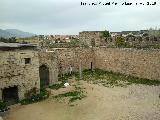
[{"x1": 24, "y1": 58, "x2": 31, "y2": 64}]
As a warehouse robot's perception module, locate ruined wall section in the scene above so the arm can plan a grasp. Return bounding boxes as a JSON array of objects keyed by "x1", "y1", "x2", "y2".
[
  {"x1": 0, "y1": 49, "x2": 40, "y2": 100},
  {"x1": 47, "y1": 48, "x2": 95, "y2": 75},
  {"x1": 79, "y1": 31, "x2": 106, "y2": 47},
  {"x1": 79, "y1": 31, "x2": 160, "y2": 48},
  {"x1": 38, "y1": 51, "x2": 59, "y2": 84},
  {"x1": 95, "y1": 48, "x2": 160, "y2": 80}
]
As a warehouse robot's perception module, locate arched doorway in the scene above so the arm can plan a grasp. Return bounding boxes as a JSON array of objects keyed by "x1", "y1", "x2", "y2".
[{"x1": 39, "y1": 65, "x2": 49, "y2": 88}]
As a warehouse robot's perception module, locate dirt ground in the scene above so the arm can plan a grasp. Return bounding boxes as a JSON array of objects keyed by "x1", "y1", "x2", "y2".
[{"x1": 3, "y1": 81, "x2": 160, "y2": 120}]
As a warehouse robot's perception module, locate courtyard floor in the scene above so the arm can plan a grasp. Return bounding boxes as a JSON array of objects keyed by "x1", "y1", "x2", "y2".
[{"x1": 3, "y1": 80, "x2": 160, "y2": 120}]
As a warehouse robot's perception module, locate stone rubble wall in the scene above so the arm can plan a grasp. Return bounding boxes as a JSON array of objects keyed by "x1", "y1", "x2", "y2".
[
  {"x1": 79, "y1": 31, "x2": 160, "y2": 48},
  {"x1": 41, "y1": 47, "x2": 160, "y2": 81},
  {"x1": 0, "y1": 49, "x2": 40, "y2": 100},
  {"x1": 1, "y1": 47, "x2": 160, "y2": 101},
  {"x1": 40, "y1": 48, "x2": 94, "y2": 76},
  {"x1": 49, "y1": 48, "x2": 95, "y2": 74},
  {"x1": 95, "y1": 48, "x2": 160, "y2": 80},
  {"x1": 79, "y1": 31, "x2": 106, "y2": 47},
  {"x1": 38, "y1": 51, "x2": 59, "y2": 84}
]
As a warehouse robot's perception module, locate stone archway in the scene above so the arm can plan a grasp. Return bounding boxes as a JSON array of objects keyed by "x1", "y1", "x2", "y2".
[{"x1": 39, "y1": 65, "x2": 49, "y2": 88}]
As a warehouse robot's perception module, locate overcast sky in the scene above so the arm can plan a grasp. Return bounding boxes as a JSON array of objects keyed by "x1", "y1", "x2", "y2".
[{"x1": 0, "y1": 0, "x2": 160, "y2": 35}]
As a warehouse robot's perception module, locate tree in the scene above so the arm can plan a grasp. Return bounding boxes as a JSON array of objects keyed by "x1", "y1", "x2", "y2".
[
  {"x1": 101, "y1": 30, "x2": 110, "y2": 39},
  {"x1": 0, "y1": 37, "x2": 16, "y2": 43},
  {"x1": 115, "y1": 36, "x2": 127, "y2": 47},
  {"x1": 8, "y1": 37, "x2": 16, "y2": 43},
  {"x1": 101, "y1": 30, "x2": 111, "y2": 44}
]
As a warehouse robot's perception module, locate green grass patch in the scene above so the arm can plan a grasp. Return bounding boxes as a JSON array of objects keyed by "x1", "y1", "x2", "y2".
[
  {"x1": 79, "y1": 69, "x2": 160, "y2": 87},
  {"x1": 53, "y1": 90, "x2": 86, "y2": 103},
  {"x1": 58, "y1": 72, "x2": 78, "y2": 81},
  {"x1": 49, "y1": 82, "x2": 65, "y2": 90},
  {"x1": 0, "y1": 101, "x2": 8, "y2": 112},
  {"x1": 20, "y1": 89, "x2": 49, "y2": 105}
]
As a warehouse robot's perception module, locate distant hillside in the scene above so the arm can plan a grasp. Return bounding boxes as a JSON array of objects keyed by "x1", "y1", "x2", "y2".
[
  {"x1": 0, "y1": 29, "x2": 35, "y2": 38},
  {"x1": 0, "y1": 29, "x2": 14, "y2": 38}
]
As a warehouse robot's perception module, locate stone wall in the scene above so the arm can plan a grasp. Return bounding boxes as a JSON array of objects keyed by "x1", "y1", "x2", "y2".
[
  {"x1": 1, "y1": 46, "x2": 160, "y2": 102},
  {"x1": 38, "y1": 50, "x2": 58, "y2": 84},
  {"x1": 0, "y1": 47, "x2": 92, "y2": 101},
  {"x1": 40, "y1": 48, "x2": 160, "y2": 81},
  {"x1": 95, "y1": 48, "x2": 160, "y2": 80},
  {"x1": 0, "y1": 49, "x2": 40, "y2": 100},
  {"x1": 123, "y1": 36, "x2": 160, "y2": 48},
  {"x1": 55, "y1": 48, "x2": 95, "y2": 74},
  {"x1": 79, "y1": 31, "x2": 160, "y2": 48},
  {"x1": 79, "y1": 31, "x2": 106, "y2": 47},
  {"x1": 44, "y1": 48, "x2": 94, "y2": 75}
]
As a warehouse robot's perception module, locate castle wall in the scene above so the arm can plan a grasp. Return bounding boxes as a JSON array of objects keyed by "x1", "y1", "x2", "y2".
[
  {"x1": 79, "y1": 31, "x2": 106, "y2": 47},
  {"x1": 0, "y1": 49, "x2": 40, "y2": 100},
  {"x1": 38, "y1": 51, "x2": 58, "y2": 84},
  {"x1": 38, "y1": 48, "x2": 94, "y2": 81},
  {"x1": 55, "y1": 48, "x2": 95, "y2": 74},
  {"x1": 95, "y1": 48, "x2": 160, "y2": 80},
  {"x1": 40, "y1": 48, "x2": 160, "y2": 81},
  {"x1": 79, "y1": 31, "x2": 160, "y2": 48},
  {"x1": 1, "y1": 46, "x2": 160, "y2": 102}
]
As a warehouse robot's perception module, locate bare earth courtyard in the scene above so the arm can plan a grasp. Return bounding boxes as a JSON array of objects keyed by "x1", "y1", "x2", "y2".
[{"x1": 4, "y1": 80, "x2": 160, "y2": 120}]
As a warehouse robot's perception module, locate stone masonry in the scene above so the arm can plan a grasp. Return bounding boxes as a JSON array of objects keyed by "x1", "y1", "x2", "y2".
[
  {"x1": 38, "y1": 50, "x2": 59, "y2": 84},
  {"x1": 44, "y1": 48, "x2": 95, "y2": 75},
  {"x1": 79, "y1": 31, "x2": 106, "y2": 47},
  {"x1": 1, "y1": 43, "x2": 160, "y2": 102},
  {"x1": 79, "y1": 31, "x2": 160, "y2": 48},
  {"x1": 45, "y1": 47, "x2": 160, "y2": 80},
  {"x1": 0, "y1": 47, "x2": 40, "y2": 101},
  {"x1": 95, "y1": 48, "x2": 160, "y2": 80}
]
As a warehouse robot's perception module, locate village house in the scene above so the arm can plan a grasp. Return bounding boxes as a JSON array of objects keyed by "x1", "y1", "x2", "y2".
[{"x1": 0, "y1": 42, "x2": 40, "y2": 105}]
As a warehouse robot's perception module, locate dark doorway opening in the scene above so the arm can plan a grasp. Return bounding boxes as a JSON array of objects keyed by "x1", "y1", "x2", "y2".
[
  {"x1": 90, "y1": 62, "x2": 93, "y2": 71},
  {"x1": 91, "y1": 38, "x2": 96, "y2": 47},
  {"x1": 39, "y1": 65, "x2": 49, "y2": 88},
  {"x1": 2, "y1": 86, "x2": 19, "y2": 105}
]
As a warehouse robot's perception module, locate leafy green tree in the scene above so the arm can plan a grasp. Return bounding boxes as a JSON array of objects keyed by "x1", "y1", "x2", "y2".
[
  {"x1": 101, "y1": 30, "x2": 111, "y2": 44},
  {"x1": 0, "y1": 37, "x2": 16, "y2": 43},
  {"x1": 8, "y1": 37, "x2": 16, "y2": 43},
  {"x1": 101, "y1": 30, "x2": 110, "y2": 39},
  {"x1": 115, "y1": 36, "x2": 127, "y2": 47}
]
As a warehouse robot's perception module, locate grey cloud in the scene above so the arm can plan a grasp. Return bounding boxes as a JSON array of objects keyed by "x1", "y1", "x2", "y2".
[{"x1": 0, "y1": 0, "x2": 160, "y2": 34}]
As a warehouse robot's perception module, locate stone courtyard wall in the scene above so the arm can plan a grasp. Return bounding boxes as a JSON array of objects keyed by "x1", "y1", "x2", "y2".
[
  {"x1": 38, "y1": 48, "x2": 94, "y2": 81},
  {"x1": 0, "y1": 49, "x2": 40, "y2": 100},
  {"x1": 55, "y1": 48, "x2": 95, "y2": 74},
  {"x1": 40, "y1": 48, "x2": 160, "y2": 81},
  {"x1": 38, "y1": 50, "x2": 58, "y2": 84},
  {"x1": 1, "y1": 46, "x2": 160, "y2": 102},
  {"x1": 95, "y1": 48, "x2": 160, "y2": 80}
]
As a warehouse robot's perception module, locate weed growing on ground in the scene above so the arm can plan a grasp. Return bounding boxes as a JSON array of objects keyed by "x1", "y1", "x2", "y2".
[
  {"x1": 53, "y1": 90, "x2": 86, "y2": 103},
  {"x1": 79, "y1": 69, "x2": 160, "y2": 87},
  {"x1": 49, "y1": 82, "x2": 65, "y2": 90},
  {"x1": 52, "y1": 82, "x2": 86, "y2": 103},
  {"x1": 0, "y1": 101, "x2": 8, "y2": 112},
  {"x1": 20, "y1": 89, "x2": 49, "y2": 105}
]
